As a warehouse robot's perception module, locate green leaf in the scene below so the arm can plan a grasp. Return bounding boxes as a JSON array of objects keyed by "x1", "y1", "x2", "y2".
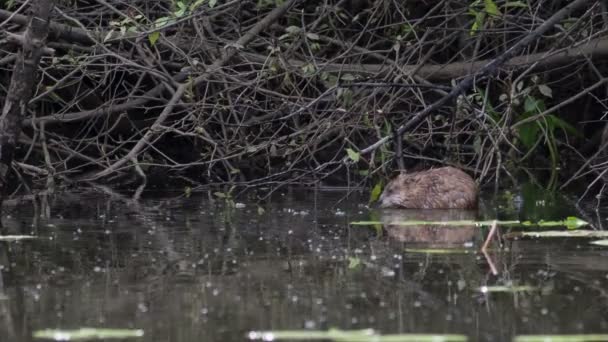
[
  {"x1": 306, "y1": 32, "x2": 320, "y2": 40},
  {"x1": 154, "y1": 16, "x2": 171, "y2": 28},
  {"x1": 564, "y1": 216, "x2": 589, "y2": 229},
  {"x1": 503, "y1": 1, "x2": 528, "y2": 8},
  {"x1": 348, "y1": 257, "x2": 361, "y2": 269},
  {"x1": 285, "y1": 26, "x2": 300, "y2": 34},
  {"x1": 484, "y1": 0, "x2": 500, "y2": 16},
  {"x1": 524, "y1": 96, "x2": 539, "y2": 113},
  {"x1": 369, "y1": 182, "x2": 383, "y2": 203},
  {"x1": 189, "y1": 0, "x2": 207, "y2": 11},
  {"x1": 346, "y1": 148, "x2": 360, "y2": 162},
  {"x1": 538, "y1": 84, "x2": 553, "y2": 98},
  {"x1": 470, "y1": 11, "x2": 485, "y2": 36},
  {"x1": 546, "y1": 115, "x2": 581, "y2": 137},
  {"x1": 148, "y1": 31, "x2": 160, "y2": 46},
  {"x1": 214, "y1": 192, "x2": 226, "y2": 198},
  {"x1": 518, "y1": 121, "x2": 540, "y2": 149},
  {"x1": 34, "y1": 328, "x2": 144, "y2": 340},
  {"x1": 209, "y1": 0, "x2": 217, "y2": 8},
  {"x1": 340, "y1": 73, "x2": 356, "y2": 81},
  {"x1": 473, "y1": 135, "x2": 482, "y2": 153}
]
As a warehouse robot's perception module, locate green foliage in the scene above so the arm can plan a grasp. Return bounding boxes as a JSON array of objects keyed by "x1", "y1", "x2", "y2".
[
  {"x1": 250, "y1": 329, "x2": 467, "y2": 341},
  {"x1": 2, "y1": 0, "x2": 15, "y2": 9},
  {"x1": 350, "y1": 217, "x2": 588, "y2": 229},
  {"x1": 148, "y1": 31, "x2": 160, "y2": 45},
  {"x1": 214, "y1": 186, "x2": 236, "y2": 207},
  {"x1": 469, "y1": 0, "x2": 526, "y2": 36},
  {"x1": 347, "y1": 257, "x2": 361, "y2": 269},
  {"x1": 369, "y1": 181, "x2": 383, "y2": 203},
  {"x1": 510, "y1": 80, "x2": 580, "y2": 188},
  {"x1": 148, "y1": 0, "x2": 211, "y2": 44},
  {"x1": 468, "y1": 0, "x2": 501, "y2": 36},
  {"x1": 336, "y1": 87, "x2": 354, "y2": 107},
  {"x1": 504, "y1": 1, "x2": 528, "y2": 8},
  {"x1": 257, "y1": 0, "x2": 283, "y2": 9},
  {"x1": 108, "y1": 15, "x2": 143, "y2": 37},
  {"x1": 484, "y1": 0, "x2": 500, "y2": 16},
  {"x1": 34, "y1": 328, "x2": 144, "y2": 340},
  {"x1": 346, "y1": 148, "x2": 360, "y2": 162}
]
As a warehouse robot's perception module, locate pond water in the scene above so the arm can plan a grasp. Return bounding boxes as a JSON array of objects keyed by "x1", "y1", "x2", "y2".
[{"x1": 1, "y1": 186, "x2": 607, "y2": 341}]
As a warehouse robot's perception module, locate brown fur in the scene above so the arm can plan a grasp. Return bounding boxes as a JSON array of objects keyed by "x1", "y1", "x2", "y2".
[
  {"x1": 379, "y1": 166, "x2": 478, "y2": 209},
  {"x1": 381, "y1": 209, "x2": 477, "y2": 247}
]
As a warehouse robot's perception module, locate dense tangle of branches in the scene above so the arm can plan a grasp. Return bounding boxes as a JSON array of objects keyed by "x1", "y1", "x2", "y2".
[{"x1": 1, "y1": 0, "x2": 608, "y2": 196}]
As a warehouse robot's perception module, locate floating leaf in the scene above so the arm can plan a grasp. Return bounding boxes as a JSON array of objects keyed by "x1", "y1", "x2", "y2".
[
  {"x1": 0, "y1": 235, "x2": 37, "y2": 241},
  {"x1": 477, "y1": 285, "x2": 537, "y2": 293},
  {"x1": 348, "y1": 257, "x2": 361, "y2": 269},
  {"x1": 515, "y1": 334, "x2": 608, "y2": 342},
  {"x1": 590, "y1": 239, "x2": 608, "y2": 246},
  {"x1": 33, "y1": 328, "x2": 144, "y2": 340},
  {"x1": 352, "y1": 218, "x2": 586, "y2": 229},
  {"x1": 351, "y1": 220, "x2": 519, "y2": 227},
  {"x1": 405, "y1": 248, "x2": 473, "y2": 254},
  {"x1": 505, "y1": 230, "x2": 606, "y2": 239},
  {"x1": 248, "y1": 329, "x2": 467, "y2": 341},
  {"x1": 563, "y1": 216, "x2": 589, "y2": 229}
]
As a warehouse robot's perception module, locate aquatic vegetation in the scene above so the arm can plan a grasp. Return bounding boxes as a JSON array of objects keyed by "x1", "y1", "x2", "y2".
[
  {"x1": 248, "y1": 329, "x2": 467, "y2": 341},
  {"x1": 33, "y1": 328, "x2": 144, "y2": 340},
  {"x1": 514, "y1": 335, "x2": 608, "y2": 342},
  {"x1": 0, "y1": 235, "x2": 37, "y2": 241},
  {"x1": 351, "y1": 217, "x2": 588, "y2": 229}
]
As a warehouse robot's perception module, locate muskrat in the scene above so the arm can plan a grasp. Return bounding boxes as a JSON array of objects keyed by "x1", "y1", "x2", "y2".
[{"x1": 378, "y1": 166, "x2": 478, "y2": 209}]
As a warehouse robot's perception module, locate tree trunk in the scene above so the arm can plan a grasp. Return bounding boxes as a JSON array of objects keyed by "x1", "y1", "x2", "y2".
[{"x1": 0, "y1": 0, "x2": 54, "y2": 217}]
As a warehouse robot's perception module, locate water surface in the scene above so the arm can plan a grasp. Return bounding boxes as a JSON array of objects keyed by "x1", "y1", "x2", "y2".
[{"x1": 1, "y1": 187, "x2": 607, "y2": 341}]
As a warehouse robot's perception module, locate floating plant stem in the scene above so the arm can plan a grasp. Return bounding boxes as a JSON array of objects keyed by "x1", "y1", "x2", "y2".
[
  {"x1": 0, "y1": 235, "x2": 37, "y2": 241},
  {"x1": 33, "y1": 328, "x2": 144, "y2": 340},
  {"x1": 505, "y1": 230, "x2": 608, "y2": 239},
  {"x1": 514, "y1": 334, "x2": 608, "y2": 342},
  {"x1": 351, "y1": 216, "x2": 587, "y2": 229},
  {"x1": 248, "y1": 329, "x2": 467, "y2": 341}
]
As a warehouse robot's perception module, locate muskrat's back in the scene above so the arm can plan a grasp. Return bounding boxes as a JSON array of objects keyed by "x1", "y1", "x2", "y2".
[{"x1": 379, "y1": 166, "x2": 478, "y2": 209}]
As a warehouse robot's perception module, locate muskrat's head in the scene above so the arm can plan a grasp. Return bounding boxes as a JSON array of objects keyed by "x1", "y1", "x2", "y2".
[{"x1": 378, "y1": 173, "x2": 415, "y2": 208}]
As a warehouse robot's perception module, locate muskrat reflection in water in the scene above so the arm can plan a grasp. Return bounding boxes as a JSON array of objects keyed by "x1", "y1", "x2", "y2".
[
  {"x1": 379, "y1": 166, "x2": 478, "y2": 209},
  {"x1": 380, "y1": 209, "x2": 478, "y2": 247}
]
